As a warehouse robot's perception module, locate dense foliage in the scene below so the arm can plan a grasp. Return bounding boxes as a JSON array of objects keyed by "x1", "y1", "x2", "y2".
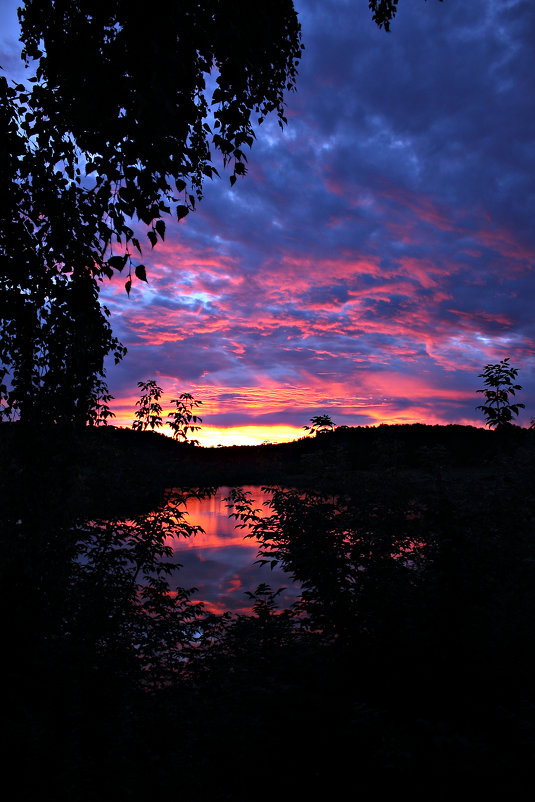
[
  {"x1": 1, "y1": 0, "x2": 443, "y2": 426},
  {"x1": 3, "y1": 423, "x2": 534, "y2": 796},
  {"x1": 1, "y1": 0, "x2": 302, "y2": 424},
  {"x1": 0, "y1": 75, "x2": 127, "y2": 424}
]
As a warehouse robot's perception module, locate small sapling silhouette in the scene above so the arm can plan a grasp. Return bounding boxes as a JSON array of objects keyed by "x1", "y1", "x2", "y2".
[
  {"x1": 132, "y1": 379, "x2": 164, "y2": 431},
  {"x1": 167, "y1": 393, "x2": 203, "y2": 445},
  {"x1": 476, "y1": 358, "x2": 525, "y2": 429}
]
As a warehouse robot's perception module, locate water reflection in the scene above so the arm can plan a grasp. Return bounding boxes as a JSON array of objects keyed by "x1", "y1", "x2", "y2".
[{"x1": 168, "y1": 486, "x2": 300, "y2": 614}]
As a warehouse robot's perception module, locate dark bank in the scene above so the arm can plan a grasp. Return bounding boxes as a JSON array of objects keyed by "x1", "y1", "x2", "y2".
[{"x1": 2, "y1": 422, "x2": 535, "y2": 797}]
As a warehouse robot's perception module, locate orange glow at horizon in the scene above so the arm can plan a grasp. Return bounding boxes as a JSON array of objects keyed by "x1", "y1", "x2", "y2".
[
  {"x1": 105, "y1": 373, "x2": 489, "y2": 446},
  {"x1": 191, "y1": 424, "x2": 304, "y2": 447},
  {"x1": 105, "y1": 415, "x2": 487, "y2": 447}
]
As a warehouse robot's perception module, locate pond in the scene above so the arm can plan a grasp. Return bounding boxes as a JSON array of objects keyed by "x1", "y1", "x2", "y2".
[{"x1": 167, "y1": 486, "x2": 301, "y2": 614}]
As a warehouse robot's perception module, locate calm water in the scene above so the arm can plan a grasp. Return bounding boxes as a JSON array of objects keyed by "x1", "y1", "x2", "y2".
[{"x1": 167, "y1": 486, "x2": 300, "y2": 614}]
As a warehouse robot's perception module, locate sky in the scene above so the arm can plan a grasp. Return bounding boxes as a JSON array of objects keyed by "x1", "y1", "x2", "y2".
[{"x1": 2, "y1": 0, "x2": 535, "y2": 446}]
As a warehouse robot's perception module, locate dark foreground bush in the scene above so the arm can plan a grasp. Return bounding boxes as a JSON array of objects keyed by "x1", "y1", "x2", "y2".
[{"x1": 2, "y1": 424, "x2": 535, "y2": 797}]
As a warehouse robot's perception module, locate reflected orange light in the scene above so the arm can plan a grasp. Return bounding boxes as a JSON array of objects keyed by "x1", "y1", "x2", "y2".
[
  {"x1": 161, "y1": 486, "x2": 301, "y2": 614},
  {"x1": 175, "y1": 486, "x2": 267, "y2": 548}
]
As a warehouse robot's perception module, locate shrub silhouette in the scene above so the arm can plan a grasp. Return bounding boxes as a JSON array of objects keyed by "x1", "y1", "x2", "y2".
[
  {"x1": 132, "y1": 380, "x2": 164, "y2": 431},
  {"x1": 167, "y1": 393, "x2": 203, "y2": 445},
  {"x1": 476, "y1": 358, "x2": 525, "y2": 428}
]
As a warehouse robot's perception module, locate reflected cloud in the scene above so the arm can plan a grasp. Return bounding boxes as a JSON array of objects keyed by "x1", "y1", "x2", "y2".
[{"x1": 165, "y1": 488, "x2": 300, "y2": 613}]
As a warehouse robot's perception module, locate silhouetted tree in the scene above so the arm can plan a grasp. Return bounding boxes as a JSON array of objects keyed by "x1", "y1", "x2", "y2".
[
  {"x1": 304, "y1": 414, "x2": 336, "y2": 436},
  {"x1": 2, "y1": 1, "x2": 440, "y2": 427},
  {"x1": 476, "y1": 358, "x2": 525, "y2": 429},
  {"x1": 132, "y1": 380, "x2": 164, "y2": 432},
  {"x1": 1, "y1": 1, "x2": 303, "y2": 425},
  {"x1": 167, "y1": 393, "x2": 203, "y2": 445},
  {"x1": 0, "y1": 75, "x2": 126, "y2": 424},
  {"x1": 15, "y1": 0, "x2": 303, "y2": 284}
]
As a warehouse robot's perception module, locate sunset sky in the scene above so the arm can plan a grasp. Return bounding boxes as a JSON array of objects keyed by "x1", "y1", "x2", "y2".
[{"x1": 2, "y1": 0, "x2": 535, "y2": 446}]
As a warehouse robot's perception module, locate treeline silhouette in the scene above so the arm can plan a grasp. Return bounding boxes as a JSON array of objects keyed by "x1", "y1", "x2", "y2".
[{"x1": 2, "y1": 421, "x2": 535, "y2": 797}]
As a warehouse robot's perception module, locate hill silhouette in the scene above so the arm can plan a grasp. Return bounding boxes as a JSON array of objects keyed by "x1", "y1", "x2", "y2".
[{"x1": 3, "y1": 420, "x2": 530, "y2": 515}]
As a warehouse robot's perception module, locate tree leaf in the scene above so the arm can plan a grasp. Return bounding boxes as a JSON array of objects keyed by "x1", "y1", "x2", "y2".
[
  {"x1": 108, "y1": 255, "x2": 127, "y2": 270},
  {"x1": 135, "y1": 264, "x2": 148, "y2": 282},
  {"x1": 155, "y1": 219, "x2": 165, "y2": 241}
]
